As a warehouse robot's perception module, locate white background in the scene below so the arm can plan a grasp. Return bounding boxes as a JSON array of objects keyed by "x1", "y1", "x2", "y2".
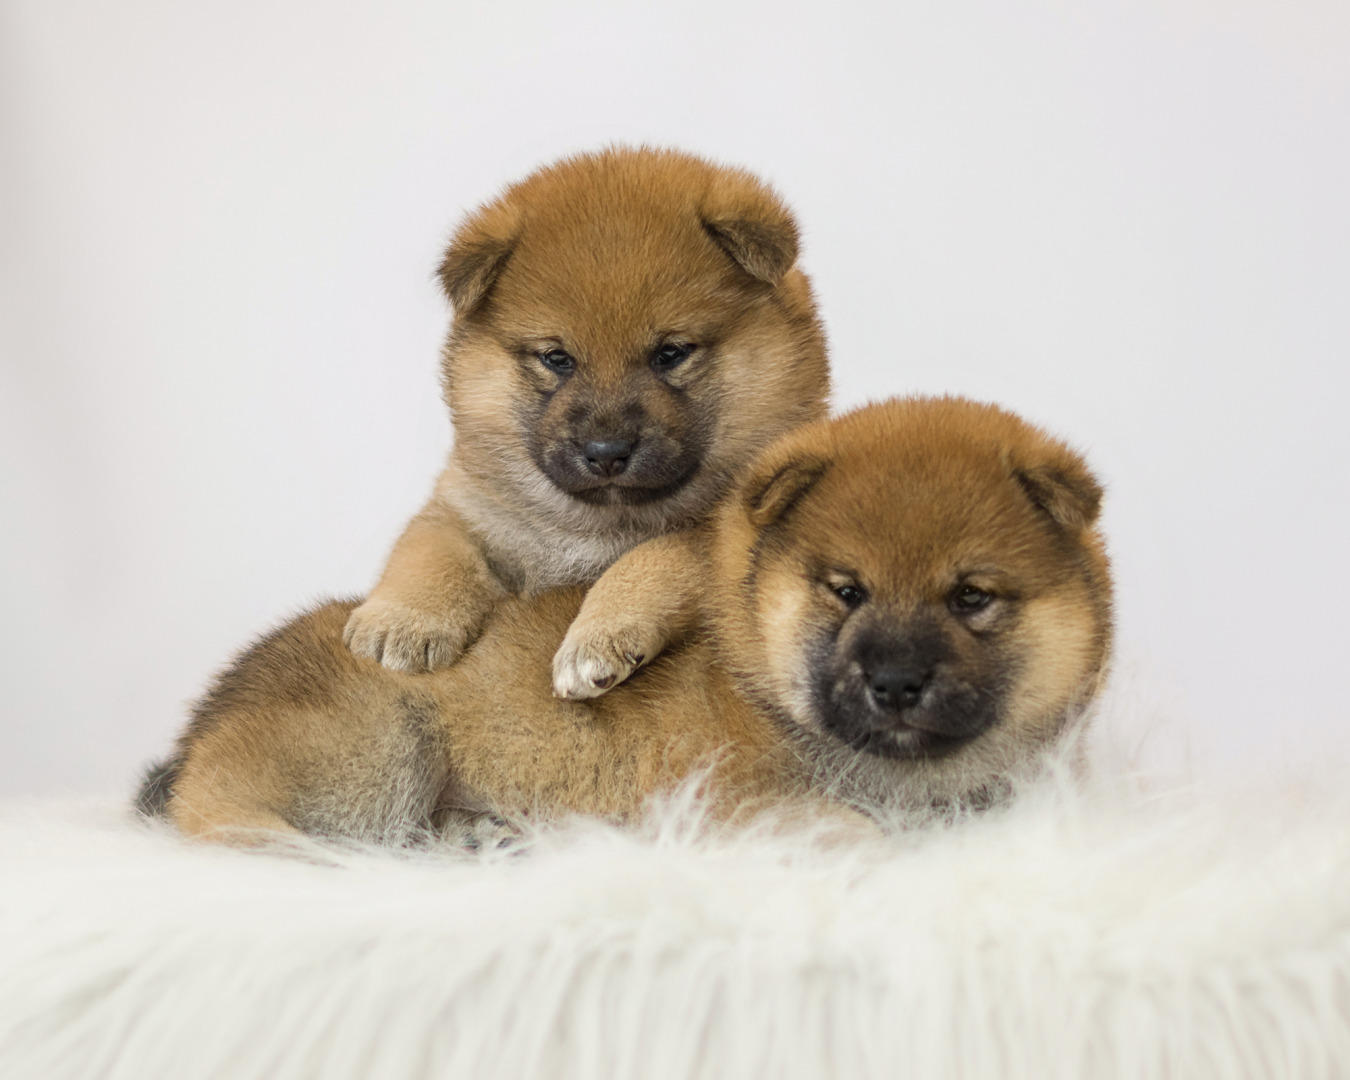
[{"x1": 2, "y1": 0, "x2": 1347, "y2": 798}]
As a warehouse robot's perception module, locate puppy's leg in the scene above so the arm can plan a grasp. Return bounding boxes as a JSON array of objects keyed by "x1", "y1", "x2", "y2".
[
  {"x1": 166, "y1": 789, "x2": 300, "y2": 849},
  {"x1": 553, "y1": 530, "x2": 707, "y2": 699},
  {"x1": 345, "y1": 485, "x2": 507, "y2": 673}
]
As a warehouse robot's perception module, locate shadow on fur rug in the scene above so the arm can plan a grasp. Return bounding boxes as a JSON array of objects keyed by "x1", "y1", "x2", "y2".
[{"x1": 3, "y1": 721, "x2": 1349, "y2": 1080}]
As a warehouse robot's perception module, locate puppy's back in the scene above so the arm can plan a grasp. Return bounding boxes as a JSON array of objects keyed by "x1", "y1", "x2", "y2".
[{"x1": 149, "y1": 591, "x2": 792, "y2": 842}]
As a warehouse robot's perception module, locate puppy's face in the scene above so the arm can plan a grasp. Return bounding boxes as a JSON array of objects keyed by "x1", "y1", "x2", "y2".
[
  {"x1": 438, "y1": 148, "x2": 828, "y2": 531},
  {"x1": 714, "y1": 397, "x2": 1113, "y2": 800},
  {"x1": 486, "y1": 246, "x2": 753, "y2": 510}
]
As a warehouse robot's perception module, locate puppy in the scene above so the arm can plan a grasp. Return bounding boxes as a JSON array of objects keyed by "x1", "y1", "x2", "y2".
[
  {"x1": 343, "y1": 147, "x2": 829, "y2": 672},
  {"x1": 139, "y1": 397, "x2": 1113, "y2": 842},
  {"x1": 558, "y1": 395, "x2": 1114, "y2": 806}
]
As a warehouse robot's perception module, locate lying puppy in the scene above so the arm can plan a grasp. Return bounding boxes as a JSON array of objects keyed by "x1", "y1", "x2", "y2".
[
  {"x1": 343, "y1": 147, "x2": 829, "y2": 673},
  {"x1": 139, "y1": 397, "x2": 1113, "y2": 842}
]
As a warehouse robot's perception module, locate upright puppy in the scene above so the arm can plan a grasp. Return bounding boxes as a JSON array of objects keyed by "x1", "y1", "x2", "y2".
[
  {"x1": 142, "y1": 398, "x2": 1113, "y2": 842},
  {"x1": 344, "y1": 148, "x2": 829, "y2": 672}
]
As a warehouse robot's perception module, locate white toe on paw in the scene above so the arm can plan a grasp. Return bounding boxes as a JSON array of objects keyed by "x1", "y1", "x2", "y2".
[
  {"x1": 552, "y1": 646, "x2": 624, "y2": 700},
  {"x1": 551, "y1": 624, "x2": 660, "y2": 700}
]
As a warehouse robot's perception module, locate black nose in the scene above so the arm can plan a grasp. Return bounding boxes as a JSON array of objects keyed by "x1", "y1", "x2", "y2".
[
  {"x1": 583, "y1": 439, "x2": 633, "y2": 477},
  {"x1": 866, "y1": 664, "x2": 931, "y2": 712}
]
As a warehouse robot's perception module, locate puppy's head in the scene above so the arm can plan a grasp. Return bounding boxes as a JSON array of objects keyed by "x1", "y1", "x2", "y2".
[
  {"x1": 712, "y1": 397, "x2": 1113, "y2": 806},
  {"x1": 439, "y1": 147, "x2": 828, "y2": 531}
]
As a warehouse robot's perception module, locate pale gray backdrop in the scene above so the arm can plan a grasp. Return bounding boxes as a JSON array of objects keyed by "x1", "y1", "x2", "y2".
[{"x1": 2, "y1": 0, "x2": 1348, "y2": 797}]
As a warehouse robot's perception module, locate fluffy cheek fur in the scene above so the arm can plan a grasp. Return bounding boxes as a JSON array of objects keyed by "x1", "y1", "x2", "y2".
[
  {"x1": 750, "y1": 571, "x2": 837, "y2": 734},
  {"x1": 445, "y1": 339, "x2": 535, "y2": 464},
  {"x1": 700, "y1": 306, "x2": 824, "y2": 472},
  {"x1": 996, "y1": 590, "x2": 1104, "y2": 741}
]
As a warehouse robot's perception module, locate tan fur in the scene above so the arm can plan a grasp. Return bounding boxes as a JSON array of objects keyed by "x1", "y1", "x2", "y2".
[
  {"x1": 169, "y1": 595, "x2": 810, "y2": 845},
  {"x1": 345, "y1": 147, "x2": 829, "y2": 672},
  {"x1": 151, "y1": 397, "x2": 1113, "y2": 845}
]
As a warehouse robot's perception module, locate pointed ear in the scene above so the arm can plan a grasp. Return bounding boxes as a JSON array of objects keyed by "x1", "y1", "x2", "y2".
[
  {"x1": 700, "y1": 172, "x2": 800, "y2": 285},
  {"x1": 1014, "y1": 454, "x2": 1103, "y2": 532},
  {"x1": 744, "y1": 455, "x2": 830, "y2": 529},
  {"x1": 437, "y1": 201, "x2": 520, "y2": 315}
]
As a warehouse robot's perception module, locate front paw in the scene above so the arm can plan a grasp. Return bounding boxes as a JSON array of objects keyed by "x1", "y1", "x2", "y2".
[
  {"x1": 343, "y1": 596, "x2": 482, "y2": 673},
  {"x1": 552, "y1": 619, "x2": 665, "y2": 700}
]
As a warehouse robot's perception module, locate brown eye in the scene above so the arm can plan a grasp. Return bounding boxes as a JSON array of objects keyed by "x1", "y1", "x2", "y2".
[
  {"x1": 949, "y1": 585, "x2": 993, "y2": 615},
  {"x1": 539, "y1": 349, "x2": 576, "y2": 374},
  {"x1": 651, "y1": 342, "x2": 694, "y2": 371},
  {"x1": 832, "y1": 583, "x2": 866, "y2": 608}
]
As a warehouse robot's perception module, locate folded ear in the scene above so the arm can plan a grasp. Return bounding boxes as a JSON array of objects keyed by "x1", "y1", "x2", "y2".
[
  {"x1": 744, "y1": 454, "x2": 830, "y2": 529},
  {"x1": 1014, "y1": 450, "x2": 1103, "y2": 532},
  {"x1": 437, "y1": 200, "x2": 521, "y2": 315},
  {"x1": 701, "y1": 172, "x2": 800, "y2": 286}
]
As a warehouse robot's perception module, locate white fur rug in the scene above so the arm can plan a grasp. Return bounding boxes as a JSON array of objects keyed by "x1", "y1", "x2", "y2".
[{"x1": 3, "y1": 757, "x2": 1349, "y2": 1079}]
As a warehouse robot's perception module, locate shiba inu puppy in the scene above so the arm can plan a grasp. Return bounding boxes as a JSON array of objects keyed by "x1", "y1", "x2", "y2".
[
  {"x1": 556, "y1": 395, "x2": 1113, "y2": 807},
  {"x1": 343, "y1": 147, "x2": 829, "y2": 673},
  {"x1": 139, "y1": 397, "x2": 1112, "y2": 842}
]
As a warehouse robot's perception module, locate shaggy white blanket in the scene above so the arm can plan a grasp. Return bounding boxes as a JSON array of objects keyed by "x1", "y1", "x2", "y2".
[{"x1": 3, "y1": 742, "x2": 1349, "y2": 1079}]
